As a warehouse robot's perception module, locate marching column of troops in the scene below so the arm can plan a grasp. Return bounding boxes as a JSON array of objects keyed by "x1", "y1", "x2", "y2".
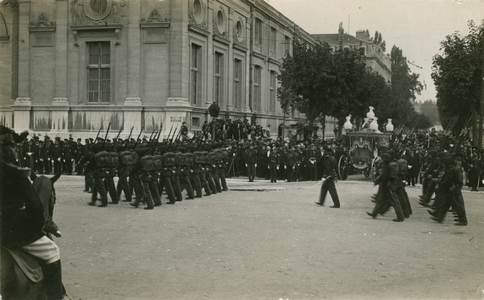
[
  {"x1": 12, "y1": 124, "x2": 484, "y2": 223},
  {"x1": 366, "y1": 128, "x2": 484, "y2": 226}
]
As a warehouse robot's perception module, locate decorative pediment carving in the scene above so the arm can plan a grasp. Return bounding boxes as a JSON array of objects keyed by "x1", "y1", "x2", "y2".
[
  {"x1": 70, "y1": 0, "x2": 125, "y2": 26},
  {"x1": 188, "y1": 0, "x2": 208, "y2": 32},
  {"x1": 30, "y1": 13, "x2": 55, "y2": 27},
  {"x1": 0, "y1": 0, "x2": 18, "y2": 8},
  {"x1": 140, "y1": 9, "x2": 170, "y2": 23}
]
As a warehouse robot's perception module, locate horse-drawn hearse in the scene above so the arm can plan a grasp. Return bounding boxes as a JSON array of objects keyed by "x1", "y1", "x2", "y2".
[{"x1": 337, "y1": 129, "x2": 391, "y2": 181}]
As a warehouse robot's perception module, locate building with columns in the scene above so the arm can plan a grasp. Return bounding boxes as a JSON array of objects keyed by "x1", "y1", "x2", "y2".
[{"x1": 0, "y1": 0, "x2": 314, "y2": 139}]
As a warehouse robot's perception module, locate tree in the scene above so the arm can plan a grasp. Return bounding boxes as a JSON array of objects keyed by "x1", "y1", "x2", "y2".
[
  {"x1": 388, "y1": 45, "x2": 423, "y2": 129},
  {"x1": 327, "y1": 45, "x2": 368, "y2": 129},
  {"x1": 431, "y1": 19, "x2": 484, "y2": 134},
  {"x1": 277, "y1": 40, "x2": 338, "y2": 133},
  {"x1": 419, "y1": 100, "x2": 439, "y2": 125}
]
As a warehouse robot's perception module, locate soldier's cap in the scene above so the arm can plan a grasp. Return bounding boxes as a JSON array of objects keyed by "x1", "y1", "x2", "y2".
[
  {"x1": 0, "y1": 125, "x2": 29, "y2": 144},
  {"x1": 77, "y1": 138, "x2": 82, "y2": 141},
  {"x1": 89, "y1": 138, "x2": 94, "y2": 141}
]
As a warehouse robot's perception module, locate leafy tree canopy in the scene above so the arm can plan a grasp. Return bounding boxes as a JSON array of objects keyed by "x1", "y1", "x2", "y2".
[{"x1": 431, "y1": 19, "x2": 484, "y2": 133}]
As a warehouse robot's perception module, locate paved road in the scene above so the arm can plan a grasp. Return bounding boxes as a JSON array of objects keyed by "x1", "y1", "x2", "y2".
[{"x1": 48, "y1": 175, "x2": 483, "y2": 300}]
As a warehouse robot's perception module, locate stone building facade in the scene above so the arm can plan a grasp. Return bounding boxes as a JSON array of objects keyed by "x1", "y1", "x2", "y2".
[
  {"x1": 312, "y1": 29, "x2": 392, "y2": 83},
  {"x1": 0, "y1": 0, "x2": 313, "y2": 139}
]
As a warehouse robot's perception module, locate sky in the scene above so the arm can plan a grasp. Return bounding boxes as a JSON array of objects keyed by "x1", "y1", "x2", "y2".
[{"x1": 267, "y1": 0, "x2": 484, "y2": 103}]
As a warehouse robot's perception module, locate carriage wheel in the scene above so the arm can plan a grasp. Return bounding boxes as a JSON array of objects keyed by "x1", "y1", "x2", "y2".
[
  {"x1": 364, "y1": 165, "x2": 371, "y2": 178},
  {"x1": 338, "y1": 154, "x2": 349, "y2": 180}
]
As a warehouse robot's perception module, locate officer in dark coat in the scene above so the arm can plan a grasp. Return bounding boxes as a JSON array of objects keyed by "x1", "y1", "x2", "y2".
[
  {"x1": 315, "y1": 148, "x2": 340, "y2": 208},
  {"x1": 245, "y1": 143, "x2": 257, "y2": 182},
  {"x1": 0, "y1": 125, "x2": 70, "y2": 299},
  {"x1": 74, "y1": 138, "x2": 85, "y2": 175}
]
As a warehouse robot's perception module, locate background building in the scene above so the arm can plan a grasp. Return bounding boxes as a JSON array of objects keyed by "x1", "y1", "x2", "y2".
[
  {"x1": 312, "y1": 29, "x2": 392, "y2": 83},
  {"x1": 0, "y1": 0, "x2": 314, "y2": 139}
]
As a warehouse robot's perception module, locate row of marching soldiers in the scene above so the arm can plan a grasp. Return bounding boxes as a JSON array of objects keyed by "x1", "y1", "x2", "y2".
[
  {"x1": 367, "y1": 149, "x2": 467, "y2": 226},
  {"x1": 79, "y1": 135, "x2": 229, "y2": 209}
]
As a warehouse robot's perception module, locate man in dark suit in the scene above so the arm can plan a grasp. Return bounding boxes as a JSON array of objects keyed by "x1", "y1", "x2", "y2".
[{"x1": 315, "y1": 147, "x2": 340, "y2": 208}]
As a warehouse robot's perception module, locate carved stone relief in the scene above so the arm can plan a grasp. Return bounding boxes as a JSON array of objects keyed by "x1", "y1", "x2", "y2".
[
  {"x1": 188, "y1": 0, "x2": 208, "y2": 32},
  {"x1": 71, "y1": 0, "x2": 126, "y2": 26},
  {"x1": 140, "y1": 9, "x2": 170, "y2": 23},
  {"x1": 212, "y1": 5, "x2": 227, "y2": 39}
]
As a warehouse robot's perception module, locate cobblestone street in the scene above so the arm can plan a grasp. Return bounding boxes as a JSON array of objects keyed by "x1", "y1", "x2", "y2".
[{"x1": 48, "y1": 175, "x2": 484, "y2": 300}]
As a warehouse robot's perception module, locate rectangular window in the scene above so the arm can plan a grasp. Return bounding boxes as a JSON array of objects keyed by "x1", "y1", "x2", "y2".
[
  {"x1": 214, "y1": 52, "x2": 224, "y2": 106},
  {"x1": 359, "y1": 46, "x2": 366, "y2": 55},
  {"x1": 233, "y1": 59, "x2": 242, "y2": 111},
  {"x1": 284, "y1": 35, "x2": 291, "y2": 54},
  {"x1": 191, "y1": 44, "x2": 202, "y2": 105},
  {"x1": 87, "y1": 42, "x2": 110, "y2": 103},
  {"x1": 253, "y1": 65, "x2": 262, "y2": 112},
  {"x1": 255, "y1": 18, "x2": 263, "y2": 46},
  {"x1": 270, "y1": 71, "x2": 277, "y2": 113},
  {"x1": 270, "y1": 27, "x2": 277, "y2": 54}
]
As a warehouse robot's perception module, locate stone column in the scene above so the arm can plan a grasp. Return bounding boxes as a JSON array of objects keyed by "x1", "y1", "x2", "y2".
[
  {"x1": 124, "y1": 0, "x2": 142, "y2": 132},
  {"x1": 52, "y1": 0, "x2": 69, "y2": 132},
  {"x1": 226, "y1": 8, "x2": 234, "y2": 112},
  {"x1": 168, "y1": 0, "x2": 189, "y2": 103},
  {"x1": 205, "y1": 0, "x2": 214, "y2": 108},
  {"x1": 13, "y1": 1, "x2": 31, "y2": 132},
  {"x1": 244, "y1": 15, "x2": 251, "y2": 113}
]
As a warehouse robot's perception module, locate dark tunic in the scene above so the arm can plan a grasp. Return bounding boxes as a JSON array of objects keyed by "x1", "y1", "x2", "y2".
[{"x1": 0, "y1": 163, "x2": 46, "y2": 248}]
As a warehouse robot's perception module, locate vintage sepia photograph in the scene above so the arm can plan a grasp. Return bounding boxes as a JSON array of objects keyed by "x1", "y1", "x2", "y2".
[{"x1": 0, "y1": 0, "x2": 483, "y2": 299}]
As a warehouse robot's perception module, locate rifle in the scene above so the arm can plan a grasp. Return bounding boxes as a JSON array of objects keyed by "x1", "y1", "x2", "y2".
[
  {"x1": 121, "y1": 126, "x2": 135, "y2": 150},
  {"x1": 112, "y1": 126, "x2": 124, "y2": 148},
  {"x1": 133, "y1": 125, "x2": 145, "y2": 148},
  {"x1": 151, "y1": 125, "x2": 163, "y2": 155},
  {"x1": 101, "y1": 123, "x2": 111, "y2": 150},
  {"x1": 94, "y1": 126, "x2": 102, "y2": 144},
  {"x1": 167, "y1": 128, "x2": 178, "y2": 151}
]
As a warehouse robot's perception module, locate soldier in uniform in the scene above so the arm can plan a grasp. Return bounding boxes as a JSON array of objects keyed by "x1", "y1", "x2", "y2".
[
  {"x1": 74, "y1": 138, "x2": 85, "y2": 175},
  {"x1": 210, "y1": 150, "x2": 222, "y2": 193},
  {"x1": 366, "y1": 152, "x2": 405, "y2": 222},
  {"x1": 160, "y1": 151, "x2": 177, "y2": 204},
  {"x1": 428, "y1": 153, "x2": 468, "y2": 225},
  {"x1": 286, "y1": 146, "x2": 296, "y2": 182},
  {"x1": 418, "y1": 150, "x2": 440, "y2": 206},
  {"x1": 191, "y1": 151, "x2": 204, "y2": 198},
  {"x1": 181, "y1": 152, "x2": 195, "y2": 199},
  {"x1": 117, "y1": 142, "x2": 133, "y2": 203},
  {"x1": 245, "y1": 143, "x2": 257, "y2": 182},
  {"x1": 172, "y1": 151, "x2": 184, "y2": 201},
  {"x1": 315, "y1": 147, "x2": 340, "y2": 208},
  {"x1": 63, "y1": 138, "x2": 74, "y2": 175},
  {"x1": 268, "y1": 145, "x2": 280, "y2": 183},
  {"x1": 0, "y1": 125, "x2": 71, "y2": 300},
  {"x1": 88, "y1": 141, "x2": 109, "y2": 207},
  {"x1": 218, "y1": 148, "x2": 229, "y2": 191},
  {"x1": 306, "y1": 143, "x2": 318, "y2": 181},
  {"x1": 44, "y1": 136, "x2": 53, "y2": 174}
]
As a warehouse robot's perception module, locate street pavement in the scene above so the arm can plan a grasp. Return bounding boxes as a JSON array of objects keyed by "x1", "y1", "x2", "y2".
[{"x1": 47, "y1": 174, "x2": 483, "y2": 300}]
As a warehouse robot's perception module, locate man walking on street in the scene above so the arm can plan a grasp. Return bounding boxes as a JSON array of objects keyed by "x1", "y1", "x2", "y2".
[{"x1": 315, "y1": 147, "x2": 340, "y2": 208}]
